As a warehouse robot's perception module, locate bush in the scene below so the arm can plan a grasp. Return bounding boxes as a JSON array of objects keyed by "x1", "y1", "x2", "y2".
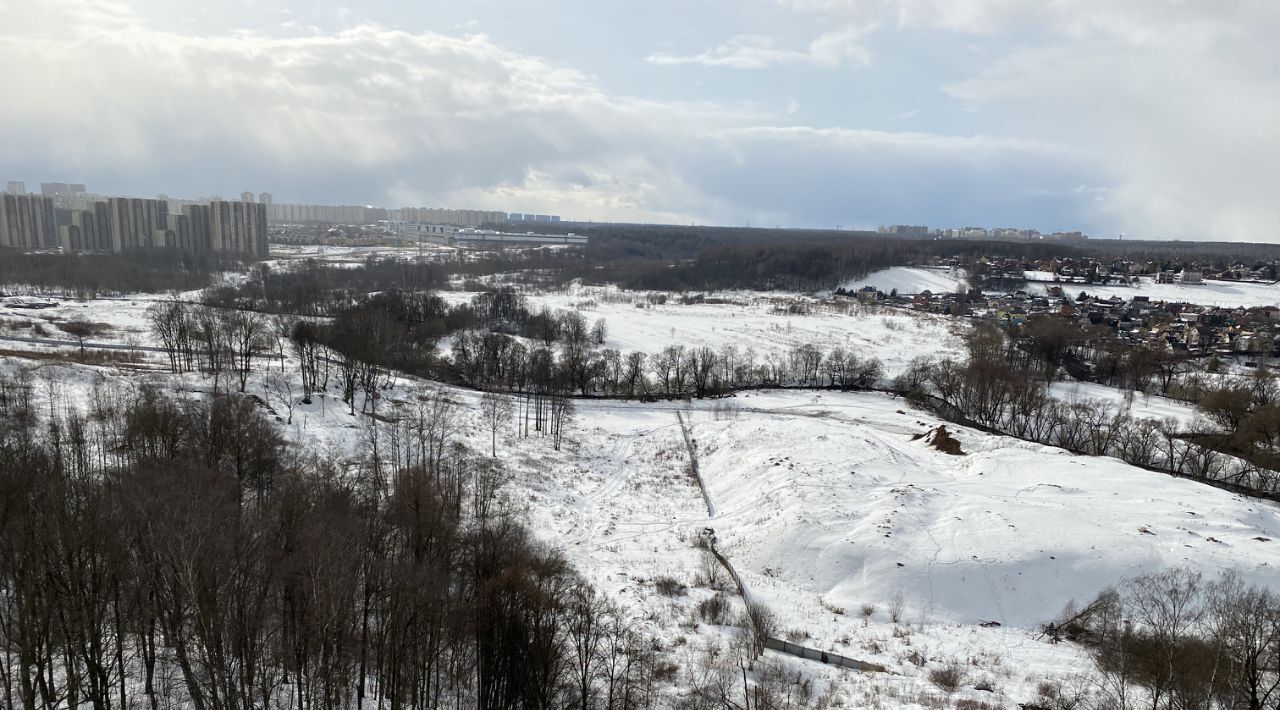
[
  {"x1": 928, "y1": 662, "x2": 967, "y2": 693},
  {"x1": 698, "y1": 593, "x2": 732, "y2": 625},
  {"x1": 653, "y1": 576, "x2": 687, "y2": 597},
  {"x1": 888, "y1": 591, "x2": 906, "y2": 623}
]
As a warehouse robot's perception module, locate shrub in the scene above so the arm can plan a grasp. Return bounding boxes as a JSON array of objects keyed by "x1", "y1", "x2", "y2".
[
  {"x1": 888, "y1": 591, "x2": 905, "y2": 623},
  {"x1": 698, "y1": 593, "x2": 732, "y2": 625},
  {"x1": 653, "y1": 576, "x2": 687, "y2": 597},
  {"x1": 928, "y1": 661, "x2": 967, "y2": 693}
]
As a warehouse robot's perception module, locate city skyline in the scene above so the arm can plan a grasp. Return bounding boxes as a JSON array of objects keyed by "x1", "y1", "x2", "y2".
[{"x1": 2, "y1": 2, "x2": 1279, "y2": 241}]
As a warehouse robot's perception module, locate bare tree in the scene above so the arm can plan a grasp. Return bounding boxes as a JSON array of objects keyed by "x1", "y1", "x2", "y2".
[
  {"x1": 480, "y1": 391, "x2": 513, "y2": 458},
  {"x1": 549, "y1": 395, "x2": 574, "y2": 451},
  {"x1": 263, "y1": 372, "x2": 297, "y2": 425},
  {"x1": 219, "y1": 308, "x2": 269, "y2": 393},
  {"x1": 60, "y1": 314, "x2": 98, "y2": 355}
]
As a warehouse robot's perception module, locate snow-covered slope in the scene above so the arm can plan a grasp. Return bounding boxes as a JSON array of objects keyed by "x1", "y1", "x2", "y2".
[
  {"x1": 843, "y1": 267, "x2": 968, "y2": 295},
  {"x1": 690, "y1": 390, "x2": 1280, "y2": 630}
]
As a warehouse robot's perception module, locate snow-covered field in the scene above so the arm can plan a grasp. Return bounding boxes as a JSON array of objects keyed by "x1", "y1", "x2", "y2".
[
  {"x1": 842, "y1": 267, "x2": 969, "y2": 295},
  {"x1": 1049, "y1": 380, "x2": 1199, "y2": 424},
  {"x1": 1026, "y1": 277, "x2": 1280, "y2": 308},
  {"x1": 520, "y1": 286, "x2": 968, "y2": 378},
  {"x1": 0, "y1": 297, "x2": 158, "y2": 345}
]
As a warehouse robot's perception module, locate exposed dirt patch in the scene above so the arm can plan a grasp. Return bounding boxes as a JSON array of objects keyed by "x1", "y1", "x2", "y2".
[{"x1": 917, "y1": 425, "x2": 965, "y2": 455}]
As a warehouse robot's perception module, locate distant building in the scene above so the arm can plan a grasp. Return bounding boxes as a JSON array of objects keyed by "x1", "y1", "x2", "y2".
[
  {"x1": 259, "y1": 192, "x2": 272, "y2": 207},
  {"x1": 0, "y1": 193, "x2": 57, "y2": 248},
  {"x1": 241, "y1": 191, "x2": 255, "y2": 203},
  {"x1": 5, "y1": 181, "x2": 25, "y2": 195},
  {"x1": 392, "y1": 207, "x2": 506, "y2": 227},
  {"x1": 878, "y1": 224, "x2": 928, "y2": 236},
  {"x1": 1178, "y1": 270, "x2": 1204, "y2": 285},
  {"x1": 183, "y1": 204, "x2": 212, "y2": 255},
  {"x1": 210, "y1": 200, "x2": 268, "y2": 257},
  {"x1": 57, "y1": 207, "x2": 110, "y2": 251},
  {"x1": 106, "y1": 197, "x2": 170, "y2": 251},
  {"x1": 39, "y1": 182, "x2": 85, "y2": 197},
  {"x1": 508, "y1": 213, "x2": 561, "y2": 224}
]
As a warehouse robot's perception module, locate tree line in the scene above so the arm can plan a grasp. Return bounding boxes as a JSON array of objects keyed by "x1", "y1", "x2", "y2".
[
  {"x1": 1043, "y1": 567, "x2": 1279, "y2": 710},
  {"x1": 0, "y1": 250, "x2": 246, "y2": 299},
  {"x1": 897, "y1": 323, "x2": 1280, "y2": 496}
]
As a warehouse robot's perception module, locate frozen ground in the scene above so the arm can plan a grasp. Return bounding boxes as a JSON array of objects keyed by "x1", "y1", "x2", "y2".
[
  {"x1": 842, "y1": 267, "x2": 969, "y2": 295},
  {"x1": 1026, "y1": 277, "x2": 1280, "y2": 309}
]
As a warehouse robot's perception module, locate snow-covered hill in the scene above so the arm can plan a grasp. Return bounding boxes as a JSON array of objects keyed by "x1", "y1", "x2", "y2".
[
  {"x1": 843, "y1": 267, "x2": 969, "y2": 295},
  {"x1": 689, "y1": 390, "x2": 1279, "y2": 633}
]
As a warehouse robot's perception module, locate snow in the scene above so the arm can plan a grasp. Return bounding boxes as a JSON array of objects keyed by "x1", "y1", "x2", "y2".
[
  {"x1": 7, "y1": 271, "x2": 1280, "y2": 705},
  {"x1": 687, "y1": 390, "x2": 1279, "y2": 632},
  {"x1": 8, "y1": 334, "x2": 1280, "y2": 704},
  {"x1": 1049, "y1": 380, "x2": 1199, "y2": 424},
  {"x1": 842, "y1": 267, "x2": 969, "y2": 295},
  {"x1": 521, "y1": 286, "x2": 967, "y2": 378},
  {"x1": 1027, "y1": 277, "x2": 1280, "y2": 309}
]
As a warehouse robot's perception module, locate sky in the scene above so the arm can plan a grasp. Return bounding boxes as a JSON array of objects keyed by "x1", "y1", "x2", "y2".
[{"x1": 1, "y1": 1, "x2": 1278, "y2": 241}]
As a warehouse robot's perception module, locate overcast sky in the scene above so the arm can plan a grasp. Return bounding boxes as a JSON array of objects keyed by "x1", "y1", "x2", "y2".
[{"x1": 2, "y1": 1, "x2": 1278, "y2": 240}]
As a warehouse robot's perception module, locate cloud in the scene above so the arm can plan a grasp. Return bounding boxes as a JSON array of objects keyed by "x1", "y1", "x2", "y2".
[
  {"x1": 762, "y1": 0, "x2": 1280, "y2": 241},
  {"x1": 646, "y1": 26, "x2": 870, "y2": 69},
  {"x1": 0, "y1": 2, "x2": 744, "y2": 218},
  {"x1": 0, "y1": 0, "x2": 1126, "y2": 233}
]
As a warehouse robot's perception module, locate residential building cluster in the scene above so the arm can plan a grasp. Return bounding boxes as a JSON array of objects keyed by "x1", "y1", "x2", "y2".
[
  {"x1": 265, "y1": 203, "x2": 559, "y2": 227},
  {"x1": 1, "y1": 182, "x2": 267, "y2": 258},
  {"x1": 270, "y1": 202, "x2": 389, "y2": 224},
  {"x1": 393, "y1": 207, "x2": 507, "y2": 227},
  {"x1": 973, "y1": 255, "x2": 1277, "y2": 289},
  {"x1": 841, "y1": 253, "x2": 1280, "y2": 361},
  {"x1": 508, "y1": 213, "x2": 561, "y2": 224},
  {"x1": 876, "y1": 224, "x2": 928, "y2": 236},
  {"x1": 876, "y1": 223, "x2": 1090, "y2": 241}
]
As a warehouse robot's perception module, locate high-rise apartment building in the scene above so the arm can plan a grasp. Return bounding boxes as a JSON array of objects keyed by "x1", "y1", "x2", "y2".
[
  {"x1": 5, "y1": 181, "x2": 25, "y2": 195},
  {"x1": 210, "y1": 200, "x2": 268, "y2": 257},
  {"x1": 183, "y1": 204, "x2": 212, "y2": 255},
  {"x1": 3, "y1": 186, "x2": 265, "y2": 258},
  {"x1": 241, "y1": 191, "x2": 255, "y2": 203},
  {"x1": 57, "y1": 207, "x2": 110, "y2": 251},
  {"x1": 0, "y1": 193, "x2": 57, "y2": 249},
  {"x1": 106, "y1": 197, "x2": 170, "y2": 251}
]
